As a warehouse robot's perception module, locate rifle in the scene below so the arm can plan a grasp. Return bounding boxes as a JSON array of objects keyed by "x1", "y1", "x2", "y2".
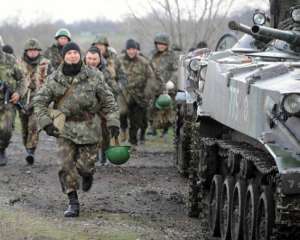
[{"x1": 0, "y1": 80, "x2": 27, "y2": 114}]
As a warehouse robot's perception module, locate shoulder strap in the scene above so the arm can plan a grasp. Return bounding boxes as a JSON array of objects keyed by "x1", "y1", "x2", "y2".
[{"x1": 56, "y1": 82, "x2": 75, "y2": 108}]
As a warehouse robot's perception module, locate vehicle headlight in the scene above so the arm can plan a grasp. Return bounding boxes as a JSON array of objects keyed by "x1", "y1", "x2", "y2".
[
  {"x1": 253, "y1": 11, "x2": 266, "y2": 25},
  {"x1": 189, "y1": 59, "x2": 201, "y2": 72},
  {"x1": 200, "y1": 65, "x2": 207, "y2": 81},
  {"x1": 291, "y1": 7, "x2": 300, "y2": 23},
  {"x1": 282, "y1": 93, "x2": 300, "y2": 116}
]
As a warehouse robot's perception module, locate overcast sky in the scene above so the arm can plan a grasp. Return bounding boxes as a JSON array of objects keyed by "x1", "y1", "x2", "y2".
[{"x1": 1, "y1": 0, "x2": 268, "y2": 25}]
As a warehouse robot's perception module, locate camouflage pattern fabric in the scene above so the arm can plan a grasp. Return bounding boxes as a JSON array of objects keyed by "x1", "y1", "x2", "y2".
[
  {"x1": 150, "y1": 48, "x2": 178, "y2": 86},
  {"x1": 57, "y1": 138, "x2": 98, "y2": 194},
  {"x1": 18, "y1": 55, "x2": 52, "y2": 149},
  {"x1": 19, "y1": 111, "x2": 38, "y2": 149},
  {"x1": 0, "y1": 104, "x2": 16, "y2": 150},
  {"x1": 149, "y1": 48, "x2": 178, "y2": 129},
  {"x1": 33, "y1": 64, "x2": 119, "y2": 145},
  {"x1": 0, "y1": 50, "x2": 24, "y2": 150},
  {"x1": 44, "y1": 44, "x2": 63, "y2": 70},
  {"x1": 119, "y1": 54, "x2": 155, "y2": 144},
  {"x1": 119, "y1": 54, "x2": 156, "y2": 108},
  {"x1": 104, "y1": 49, "x2": 127, "y2": 88}
]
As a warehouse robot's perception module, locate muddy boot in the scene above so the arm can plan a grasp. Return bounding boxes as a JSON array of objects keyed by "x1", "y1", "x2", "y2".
[
  {"x1": 82, "y1": 174, "x2": 93, "y2": 192},
  {"x1": 0, "y1": 149, "x2": 7, "y2": 166},
  {"x1": 64, "y1": 191, "x2": 80, "y2": 217},
  {"x1": 25, "y1": 148, "x2": 35, "y2": 165}
]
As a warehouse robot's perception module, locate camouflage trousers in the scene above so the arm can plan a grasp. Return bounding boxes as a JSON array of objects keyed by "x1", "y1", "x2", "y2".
[
  {"x1": 128, "y1": 99, "x2": 148, "y2": 145},
  {"x1": 0, "y1": 104, "x2": 16, "y2": 150},
  {"x1": 150, "y1": 107, "x2": 174, "y2": 129},
  {"x1": 19, "y1": 111, "x2": 39, "y2": 149},
  {"x1": 57, "y1": 138, "x2": 98, "y2": 194}
]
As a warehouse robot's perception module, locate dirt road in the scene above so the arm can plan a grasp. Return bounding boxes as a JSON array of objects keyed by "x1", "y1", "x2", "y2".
[{"x1": 0, "y1": 132, "x2": 206, "y2": 240}]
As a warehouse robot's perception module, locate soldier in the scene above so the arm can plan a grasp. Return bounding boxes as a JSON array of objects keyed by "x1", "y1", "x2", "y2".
[
  {"x1": 149, "y1": 33, "x2": 178, "y2": 138},
  {"x1": 19, "y1": 39, "x2": 53, "y2": 164},
  {"x1": 33, "y1": 42, "x2": 120, "y2": 217},
  {"x1": 120, "y1": 39, "x2": 156, "y2": 146},
  {"x1": 0, "y1": 38, "x2": 24, "y2": 166},
  {"x1": 44, "y1": 28, "x2": 71, "y2": 70},
  {"x1": 84, "y1": 46, "x2": 120, "y2": 165},
  {"x1": 92, "y1": 36, "x2": 128, "y2": 141}
]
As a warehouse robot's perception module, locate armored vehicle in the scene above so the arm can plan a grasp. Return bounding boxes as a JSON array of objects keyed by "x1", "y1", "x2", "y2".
[
  {"x1": 175, "y1": 10, "x2": 271, "y2": 178},
  {"x1": 175, "y1": 3, "x2": 300, "y2": 240}
]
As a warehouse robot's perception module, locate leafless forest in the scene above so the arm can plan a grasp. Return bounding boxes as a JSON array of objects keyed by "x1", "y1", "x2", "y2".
[{"x1": 0, "y1": 0, "x2": 268, "y2": 56}]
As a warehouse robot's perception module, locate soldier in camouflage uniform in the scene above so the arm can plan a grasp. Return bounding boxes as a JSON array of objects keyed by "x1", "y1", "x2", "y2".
[
  {"x1": 0, "y1": 38, "x2": 24, "y2": 166},
  {"x1": 149, "y1": 33, "x2": 178, "y2": 137},
  {"x1": 92, "y1": 36, "x2": 128, "y2": 141},
  {"x1": 120, "y1": 39, "x2": 156, "y2": 146},
  {"x1": 84, "y1": 46, "x2": 120, "y2": 165},
  {"x1": 44, "y1": 28, "x2": 71, "y2": 70},
  {"x1": 33, "y1": 42, "x2": 119, "y2": 217},
  {"x1": 19, "y1": 39, "x2": 53, "y2": 165}
]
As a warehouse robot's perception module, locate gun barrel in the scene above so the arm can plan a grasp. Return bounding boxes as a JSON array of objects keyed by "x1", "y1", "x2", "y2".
[
  {"x1": 252, "y1": 25, "x2": 300, "y2": 45},
  {"x1": 229, "y1": 21, "x2": 272, "y2": 44},
  {"x1": 229, "y1": 21, "x2": 253, "y2": 36}
]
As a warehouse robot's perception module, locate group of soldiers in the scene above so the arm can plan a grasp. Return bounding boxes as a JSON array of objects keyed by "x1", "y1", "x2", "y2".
[{"x1": 0, "y1": 28, "x2": 178, "y2": 217}]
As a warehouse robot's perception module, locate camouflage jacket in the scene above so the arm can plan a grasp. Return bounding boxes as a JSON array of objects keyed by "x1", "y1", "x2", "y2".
[
  {"x1": 120, "y1": 54, "x2": 156, "y2": 107},
  {"x1": 33, "y1": 64, "x2": 119, "y2": 145},
  {"x1": 44, "y1": 44, "x2": 63, "y2": 70},
  {"x1": 104, "y1": 49, "x2": 127, "y2": 88},
  {"x1": 150, "y1": 49, "x2": 178, "y2": 86},
  {"x1": 0, "y1": 50, "x2": 24, "y2": 105},
  {"x1": 97, "y1": 57, "x2": 120, "y2": 97},
  {"x1": 19, "y1": 55, "x2": 53, "y2": 104}
]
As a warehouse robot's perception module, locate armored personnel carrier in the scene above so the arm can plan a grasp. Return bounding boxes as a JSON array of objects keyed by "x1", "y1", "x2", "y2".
[
  {"x1": 175, "y1": 2, "x2": 300, "y2": 240},
  {"x1": 175, "y1": 10, "x2": 271, "y2": 178}
]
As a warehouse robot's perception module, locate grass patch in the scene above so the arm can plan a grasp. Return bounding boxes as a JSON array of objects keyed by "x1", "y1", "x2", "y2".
[{"x1": 0, "y1": 208, "x2": 140, "y2": 240}]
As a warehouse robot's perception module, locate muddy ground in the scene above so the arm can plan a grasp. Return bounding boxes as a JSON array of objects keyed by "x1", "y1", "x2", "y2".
[{"x1": 0, "y1": 131, "x2": 207, "y2": 240}]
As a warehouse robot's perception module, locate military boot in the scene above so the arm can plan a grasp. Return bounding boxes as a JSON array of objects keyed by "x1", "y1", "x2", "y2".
[
  {"x1": 25, "y1": 148, "x2": 35, "y2": 165},
  {"x1": 64, "y1": 191, "x2": 80, "y2": 217},
  {"x1": 0, "y1": 149, "x2": 7, "y2": 166},
  {"x1": 82, "y1": 174, "x2": 93, "y2": 192}
]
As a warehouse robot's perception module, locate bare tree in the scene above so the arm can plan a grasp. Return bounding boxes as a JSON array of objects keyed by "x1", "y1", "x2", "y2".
[{"x1": 126, "y1": 0, "x2": 239, "y2": 51}]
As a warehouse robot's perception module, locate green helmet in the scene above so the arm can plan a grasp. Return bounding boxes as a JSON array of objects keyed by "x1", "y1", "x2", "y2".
[
  {"x1": 155, "y1": 94, "x2": 172, "y2": 109},
  {"x1": 105, "y1": 146, "x2": 130, "y2": 165},
  {"x1": 24, "y1": 38, "x2": 42, "y2": 51},
  {"x1": 93, "y1": 35, "x2": 109, "y2": 46},
  {"x1": 55, "y1": 28, "x2": 71, "y2": 40},
  {"x1": 154, "y1": 33, "x2": 170, "y2": 45}
]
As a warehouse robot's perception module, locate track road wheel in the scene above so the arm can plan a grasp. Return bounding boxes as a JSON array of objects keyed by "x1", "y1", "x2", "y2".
[
  {"x1": 243, "y1": 182, "x2": 259, "y2": 240},
  {"x1": 220, "y1": 177, "x2": 235, "y2": 240},
  {"x1": 231, "y1": 179, "x2": 246, "y2": 240},
  {"x1": 256, "y1": 186, "x2": 274, "y2": 240},
  {"x1": 208, "y1": 174, "x2": 223, "y2": 237}
]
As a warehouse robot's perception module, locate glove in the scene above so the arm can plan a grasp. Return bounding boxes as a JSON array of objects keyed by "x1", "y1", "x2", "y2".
[
  {"x1": 109, "y1": 126, "x2": 120, "y2": 138},
  {"x1": 44, "y1": 123, "x2": 60, "y2": 138}
]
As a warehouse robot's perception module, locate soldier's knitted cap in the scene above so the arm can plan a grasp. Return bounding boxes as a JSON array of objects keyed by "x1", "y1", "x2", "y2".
[
  {"x1": 2, "y1": 44, "x2": 14, "y2": 54},
  {"x1": 62, "y1": 42, "x2": 81, "y2": 58},
  {"x1": 126, "y1": 39, "x2": 138, "y2": 50},
  {"x1": 87, "y1": 46, "x2": 101, "y2": 56}
]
